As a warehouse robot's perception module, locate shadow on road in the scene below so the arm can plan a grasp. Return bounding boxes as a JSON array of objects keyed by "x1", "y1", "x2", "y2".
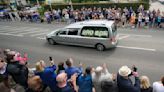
[{"x1": 43, "y1": 42, "x2": 117, "y2": 57}]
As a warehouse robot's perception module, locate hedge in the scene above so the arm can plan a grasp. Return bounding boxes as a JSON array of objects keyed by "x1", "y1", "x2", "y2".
[{"x1": 43, "y1": 2, "x2": 149, "y2": 12}]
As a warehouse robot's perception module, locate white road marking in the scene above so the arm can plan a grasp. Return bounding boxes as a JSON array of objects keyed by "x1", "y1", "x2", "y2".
[
  {"x1": 37, "y1": 37, "x2": 46, "y2": 40},
  {"x1": 30, "y1": 32, "x2": 49, "y2": 37},
  {"x1": 119, "y1": 33, "x2": 152, "y2": 37},
  {"x1": 18, "y1": 30, "x2": 46, "y2": 35},
  {"x1": 0, "y1": 27, "x2": 19, "y2": 32},
  {"x1": 0, "y1": 26, "x2": 10, "y2": 28},
  {"x1": 0, "y1": 26, "x2": 17, "y2": 29},
  {"x1": 7, "y1": 28, "x2": 38, "y2": 34},
  {"x1": 118, "y1": 35, "x2": 130, "y2": 40},
  {"x1": 0, "y1": 33, "x2": 23, "y2": 37},
  {"x1": 117, "y1": 45, "x2": 156, "y2": 51}
]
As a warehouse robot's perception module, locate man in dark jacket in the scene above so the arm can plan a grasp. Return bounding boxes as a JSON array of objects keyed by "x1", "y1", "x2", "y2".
[
  {"x1": 101, "y1": 80, "x2": 118, "y2": 92},
  {"x1": 117, "y1": 66, "x2": 140, "y2": 92},
  {"x1": 6, "y1": 51, "x2": 28, "y2": 89}
]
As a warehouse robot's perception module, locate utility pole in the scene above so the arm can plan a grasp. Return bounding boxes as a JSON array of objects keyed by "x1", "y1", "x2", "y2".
[
  {"x1": 69, "y1": 0, "x2": 73, "y2": 10},
  {"x1": 36, "y1": 0, "x2": 40, "y2": 6},
  {"x1": 15, "y1": 0, "x2": 17, "y2": 8},
  {"x1": 49, "y1": 0, "x2": 52, "y2": 11}
]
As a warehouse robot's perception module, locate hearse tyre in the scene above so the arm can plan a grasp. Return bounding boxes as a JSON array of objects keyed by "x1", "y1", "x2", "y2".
[
  {"x1": 95, "y1": 43, "x2": 105, "y2": 51},
  {"x1": 48, "y1": 38, "x2": 56, "y2": 45}
]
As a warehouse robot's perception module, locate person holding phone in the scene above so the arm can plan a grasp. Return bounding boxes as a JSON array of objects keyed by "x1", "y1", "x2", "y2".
[{"x1": 117, "y1": 65, "x2": 140, "y2": 92}]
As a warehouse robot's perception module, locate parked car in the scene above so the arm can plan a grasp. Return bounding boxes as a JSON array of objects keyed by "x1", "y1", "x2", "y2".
[{"x1": 46, "y1": 20, "x2": 118, "y2": 51}]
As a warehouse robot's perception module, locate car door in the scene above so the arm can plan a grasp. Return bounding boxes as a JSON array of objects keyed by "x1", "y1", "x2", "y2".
[
  {"x1": 63, "y1": 28, "x2": 80, "y2": 45},
  {"x1": 53, "y1": 29, "x2": 68, "y2": 44}
]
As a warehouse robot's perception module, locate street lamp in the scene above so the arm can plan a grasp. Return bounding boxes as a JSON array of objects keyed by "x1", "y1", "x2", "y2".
[
  {"x1": 15, "y1": 0, "x2": 17, "y2": 8},
  {"x1": 36, "y1": 0, "x2": 40, "y2": 6},
  {"x1": 69, "y1": 0, "x2": 73, "y2": 10},
  {"x1": 45, "y1": 0, "x2": 52, "y2": 11}
]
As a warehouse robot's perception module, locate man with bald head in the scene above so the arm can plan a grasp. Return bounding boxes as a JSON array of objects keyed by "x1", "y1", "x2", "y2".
[
  {"x1": 56, "y1": 72, "x2": 77, "y2": 92},
  {"x1": 65, "y1": 58, "x2": 82, "y2": 79}
]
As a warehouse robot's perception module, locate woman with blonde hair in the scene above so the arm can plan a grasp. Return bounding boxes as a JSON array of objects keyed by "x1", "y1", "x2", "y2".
[
  {"x1": 140, "y1": 76, "x2": 152, "y2": 92},
  {"x1": 35, "y1": 60, "x2": 57, "y2": 92}
]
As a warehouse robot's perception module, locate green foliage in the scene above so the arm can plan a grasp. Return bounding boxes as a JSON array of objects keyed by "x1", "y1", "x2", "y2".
[
  {"x1": 43, "y1": 2, "x2": 149, "y2": 12},
  {"x1": 69, "y1": 0, "x2": 100, "y2": 3},
  {"x1": 38, "y1": 6, "x2": 45, "y2": 17},
  {"x1": 139, "y1": 0, "x2": 149, "y2": 3}
]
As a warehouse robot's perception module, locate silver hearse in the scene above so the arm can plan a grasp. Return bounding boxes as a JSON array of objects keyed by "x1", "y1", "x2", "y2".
[{"x1": 46, "y1": 20, "x2": 118, "y2": 51}]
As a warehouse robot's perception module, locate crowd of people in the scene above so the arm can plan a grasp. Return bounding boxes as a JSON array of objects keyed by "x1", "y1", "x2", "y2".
[
  {"x1": 0, "y1": 48, "x2": 164, "y2": 92},
  {"x1": 0, "y1": 5, "x2": 164, "y2": 28}
]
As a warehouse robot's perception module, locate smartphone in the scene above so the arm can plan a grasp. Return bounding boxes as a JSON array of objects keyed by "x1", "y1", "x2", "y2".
[
  {"x1": 132, "y1": 65, "x2": 137, "y2": 72},
  {"x1": 49, "y1": 56, "x2": 52, "y2": 61}
]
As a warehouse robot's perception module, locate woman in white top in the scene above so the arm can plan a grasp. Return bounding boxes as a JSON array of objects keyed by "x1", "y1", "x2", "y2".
[{"x1": 153, "y1": 76, "x2": 164, "y2": 92}]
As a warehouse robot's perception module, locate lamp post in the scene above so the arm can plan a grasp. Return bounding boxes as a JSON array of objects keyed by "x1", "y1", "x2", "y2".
[
  {"x1": 36, "y1": 0, "x2": 40, "y2": 6},
  {"x1": 15, "y1": 0, "x2": 17, "y2": 8},
  {"x1": 69, "y1": 0, "x2": 73, "y2": 10}
]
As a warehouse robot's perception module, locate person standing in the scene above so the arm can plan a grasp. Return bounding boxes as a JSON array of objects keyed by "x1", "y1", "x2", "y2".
[
  {"x1": 6, "y1": 51, "x2": 29, "y2": 89},
  {"x1": 153, "y1": 76, "x2": 164, "y2": 92},
  {"x1": 56, "y1": 72, "x2": 77, "y2": 92},
  {"x1": 138, "y1": 12, "x2": 143, "y2": 28},
  {"x1": 77, "y1": 66, "x2": 94, "y2": 92},
  {"x1": 65, "y1": 58, "x2": 82, "y2": 79},
  {"x1": 57, "y1": 62, "x2": 65, "y2": 74},
  {"x1": 92, "y1": 64, "x2": 114, "y2": 92},
  {"x1": 35, "y1": 60, "x2": 57, "y2": 92},
  {"x1": 117, "y1": 66, "x2": 140, "y2": 92},
  {"x1": 121, "y1": 13, "x2": 126, "y2": 27},
  {"x1": 140, "y1": 76, "x2": 153, "y2": 92}
]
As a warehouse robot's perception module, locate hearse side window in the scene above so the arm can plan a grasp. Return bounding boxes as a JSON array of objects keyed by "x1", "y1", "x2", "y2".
[
  {"x1": 57, "y1": 29, "x2": 67, "y2": 35},
  {"x1": 81, "y1": 27, "x2": 94, "y2": 37},
  {"x1": 59, "y1": 31, "x2": 66, "y2": 35},
  {"x1": 94, "y1": 27, "x2": 108, "y2": 38},
  {"x1": 68, "y1": 29, "x2": 79, "y2": 35}
]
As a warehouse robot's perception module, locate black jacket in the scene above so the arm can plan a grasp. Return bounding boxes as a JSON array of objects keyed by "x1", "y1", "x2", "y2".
[
  {"x1": 117, "y1": 74, "x2": 140, "y2": 92},
  {"x1": 6, "y1": 61, "x2": 28, "y2": 88},
  {"x1": 141, "y1": 87, "x2": 153, "y2": 92},
  {"x1": 101, "y1": 80, "x2": 118, "y2": 92}
]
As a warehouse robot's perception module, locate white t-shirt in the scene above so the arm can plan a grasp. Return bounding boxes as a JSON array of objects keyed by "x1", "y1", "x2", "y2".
[{"x1": 153, "y1": 82, "x2": 164, "y2": 92}]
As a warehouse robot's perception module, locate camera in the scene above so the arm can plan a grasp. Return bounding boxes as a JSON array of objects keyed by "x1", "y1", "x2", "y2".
[
  {"x1": 132, "y1": 65, "x2": 137, "y2": 72},
  {"x1": 128, "y1": 65, "x2": 138, "y2": 77}
]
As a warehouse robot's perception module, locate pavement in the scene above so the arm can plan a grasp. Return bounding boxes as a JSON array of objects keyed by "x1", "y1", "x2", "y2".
[{"x1": 0, "y1": 21, "x2": 164, "y2": 83}]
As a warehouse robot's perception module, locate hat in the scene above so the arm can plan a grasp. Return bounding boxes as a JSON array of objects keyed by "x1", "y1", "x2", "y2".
[
  {"x1": 95, "y1": 66, "x2": 103, "y2": 73},
  {"x1": 119, "y1": 66, "x2": 131, "y2": 77}
]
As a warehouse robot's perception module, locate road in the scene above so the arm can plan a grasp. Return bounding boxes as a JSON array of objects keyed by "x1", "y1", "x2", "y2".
[{"x1": 0, "y1": 21, "x2": 164, "y2": 83}]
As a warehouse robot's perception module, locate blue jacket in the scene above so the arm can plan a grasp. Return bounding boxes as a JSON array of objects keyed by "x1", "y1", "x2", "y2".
[
  {"x1": 35, "y1": 65, "x2": 57, "y2": 92},
  {"x1": 65, "y1": 66, "x2": 82, "y2": 79},
  {"x1": 117, "y1": 74, "x2": 140, "y2": 92},
  {"x1": 77, "y1": 74, "x2": 93, "y2": 92}
]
